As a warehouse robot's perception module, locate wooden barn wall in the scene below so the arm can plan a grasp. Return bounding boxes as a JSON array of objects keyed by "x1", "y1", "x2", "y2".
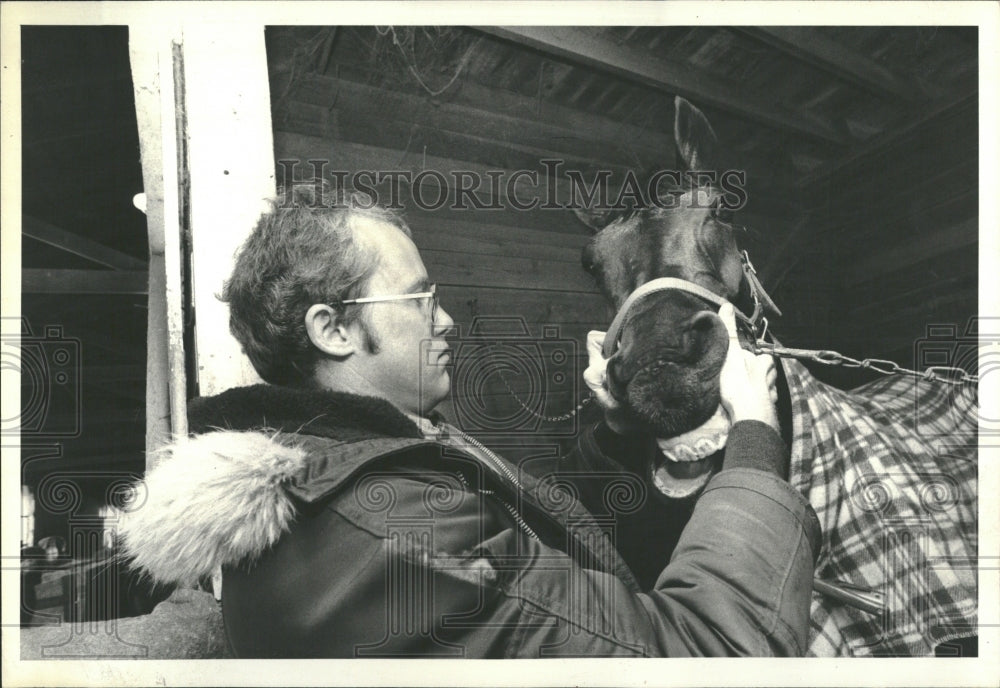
[
  {"x1": 270, "y1": 74, "x2": 673, "y2": 443},
  {"x1": 741, "y1": 205, "x2": 838, "y2": 358},
  {"x1": 266, "y1": 55, "x2": 976, "y2": 428},
  {"x1": 808, "y1": 96, "x2": 977, "y2": 387}
]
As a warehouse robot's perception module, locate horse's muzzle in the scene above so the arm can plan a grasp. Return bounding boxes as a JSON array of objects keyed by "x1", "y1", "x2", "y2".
[{"x1": 605, "y1": 295, "x2": 730, "y2": 436}]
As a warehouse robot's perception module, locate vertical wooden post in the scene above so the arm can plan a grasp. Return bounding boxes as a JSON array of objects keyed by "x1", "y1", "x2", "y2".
[
  {"x1": 181, "y1": 25, "x2": 275, "y2": 397},
  {"x1": 130, "y1": 25, "x2": 188, "y2": 464},
  {"x1": 131, "y1": 24, "x2": 275, "y2": 472}
]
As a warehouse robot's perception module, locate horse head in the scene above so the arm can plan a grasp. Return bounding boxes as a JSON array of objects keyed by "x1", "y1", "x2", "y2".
[{"x1": 578, "y1": 98, "x2": 773, "y2": 445}]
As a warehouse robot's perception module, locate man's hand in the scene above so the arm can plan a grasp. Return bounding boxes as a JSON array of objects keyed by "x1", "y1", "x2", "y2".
[
  {"x1": 717, "y1": 303, "x2": 779, "y2": 431},
  {"x1": 583, "y1": 330, "x2": 636, "y2": 434}
]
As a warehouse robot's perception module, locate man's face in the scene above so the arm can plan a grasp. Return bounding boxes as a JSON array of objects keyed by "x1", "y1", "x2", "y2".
[{"x1": 348, "y1": 219, "x2": 454, "y2": 416}]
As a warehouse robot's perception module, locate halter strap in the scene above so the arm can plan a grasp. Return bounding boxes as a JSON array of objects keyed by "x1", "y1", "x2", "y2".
[{"x1": 601, "y1": 251, "x2": 782, "y2": 359}]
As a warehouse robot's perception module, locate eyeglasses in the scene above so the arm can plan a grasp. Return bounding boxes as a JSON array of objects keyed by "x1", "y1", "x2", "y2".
[{"x1": 339, "y1": 284, "x2": 439, "y2": 324}]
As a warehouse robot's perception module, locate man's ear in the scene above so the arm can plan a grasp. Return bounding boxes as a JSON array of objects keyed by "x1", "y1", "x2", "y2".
[{"x1": 304, "y1": 304, "x2": 360, "y2": 357}]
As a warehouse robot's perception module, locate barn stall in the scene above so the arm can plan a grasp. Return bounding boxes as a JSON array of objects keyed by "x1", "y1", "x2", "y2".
[
  {"x1": 16, "y1": 22, "x2": 981, "y2": 657},
  {"x1": 265, "y1": 26, "x2": 979, "y2": 409}
]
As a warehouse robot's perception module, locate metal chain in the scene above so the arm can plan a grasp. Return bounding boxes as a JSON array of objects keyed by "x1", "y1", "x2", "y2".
[
  {"x1": 487, "y1": 342, "x2": 593, "y2": 422},
  {"x1": 480, "y1": 331, "x2": 977, "y2": 425},
  {"x1": 752, "y1": 341, "x2": 979, "y2": 385}
]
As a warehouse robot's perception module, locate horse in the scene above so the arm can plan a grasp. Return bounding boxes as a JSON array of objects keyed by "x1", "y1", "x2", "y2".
[{"x1": 574, "y1": 97, "x2": 978, "y2": 656}]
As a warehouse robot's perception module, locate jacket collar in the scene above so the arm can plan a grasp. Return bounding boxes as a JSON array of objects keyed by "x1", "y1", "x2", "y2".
[{"x1": 188, "y1": 384, "x2": 425, "y2": 442}]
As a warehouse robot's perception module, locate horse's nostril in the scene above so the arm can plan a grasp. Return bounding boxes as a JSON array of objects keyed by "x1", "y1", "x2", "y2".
[{"x1": 606, "y1": 356, "x2": 628, "y2": 401}]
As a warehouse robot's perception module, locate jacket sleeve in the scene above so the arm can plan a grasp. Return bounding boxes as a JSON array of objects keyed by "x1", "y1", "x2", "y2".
[{"x1": 320, "y1": 466, "x2": 819, "y2": 657}]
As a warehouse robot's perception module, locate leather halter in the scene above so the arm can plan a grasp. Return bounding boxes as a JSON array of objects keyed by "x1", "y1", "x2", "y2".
[{"x1": 602, "y1": 250, "x2": 783, "y2": 359}]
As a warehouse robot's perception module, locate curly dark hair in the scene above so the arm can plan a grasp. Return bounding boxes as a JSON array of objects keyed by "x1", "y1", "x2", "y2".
[{"x1": 222, "y1": 184, "x2": 411, "y2": 385}]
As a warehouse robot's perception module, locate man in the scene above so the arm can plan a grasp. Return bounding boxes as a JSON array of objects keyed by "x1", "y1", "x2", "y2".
[{"x1": 121, "y1": 186, "x2": 819, "y2": 657}]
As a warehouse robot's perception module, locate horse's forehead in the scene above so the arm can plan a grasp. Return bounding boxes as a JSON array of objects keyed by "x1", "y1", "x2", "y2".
[
  {"x1": 594, "y1": 203, "x2": 712, "y2": 256},
  {"x1": 596, "y1": 215, "x2": 640, "y2": 244}
]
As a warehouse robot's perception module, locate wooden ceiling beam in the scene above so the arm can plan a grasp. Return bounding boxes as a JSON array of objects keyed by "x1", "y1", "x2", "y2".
[
  {"x1": 477, "y1": 26, "x2": 850, "y2": 146},
  {"x1": 737, "y1": 27, "x2": 934, "y2": 103},
  {"x1": 799, "y1": 86, "x2": 976, "y2": 189},
  {"x1": 22, "y1": 269, "x2": 148, "y2": 295},
  {"x1": 23, "y1": 216, "x2": 147, "y2": 271},
  {"x1": 844, "y1": 216, "x2": 977, "y2": 287}
]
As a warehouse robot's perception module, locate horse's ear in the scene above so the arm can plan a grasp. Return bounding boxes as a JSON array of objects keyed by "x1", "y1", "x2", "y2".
[
  {"x1": 572, "y1": 207, "x2": 616, "y2": 233},
  {"x1": 674, "y1": 96, "x2": 719, "y2": 171}
]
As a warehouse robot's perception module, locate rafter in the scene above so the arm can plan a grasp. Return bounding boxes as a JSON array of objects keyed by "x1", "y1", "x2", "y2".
[
  {"x1": 22, "y1": 269, "x2": 148, "y2": 295},
  {"x1": 477, "y1": 26, "x2": 850, "y2": 146},
  {"x1": 737, "y1": 27, "x2": 936, "y2": 103},
  {"x1": 23, "y1": 216, "x2": 147, "y2": 270},
  {"x1": 844, "y1": 217, "x2": 977, "y2": 287},
  {"x1": 798, "y1": 87, "x2": 977, "y2": 189}
]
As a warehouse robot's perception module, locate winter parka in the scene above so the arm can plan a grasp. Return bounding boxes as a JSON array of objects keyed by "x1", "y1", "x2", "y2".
[{"x1": 120, "y1": 384, "x2": 820, "y2": 658}]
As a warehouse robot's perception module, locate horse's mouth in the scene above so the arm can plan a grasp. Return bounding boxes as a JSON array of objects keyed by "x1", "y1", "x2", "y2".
[
  {"x1": 650, "y1": 451, "x2": 723, "y2": 500},
  {"x1": 609, "y1": 356, "x2": 720, "y2": 437}
]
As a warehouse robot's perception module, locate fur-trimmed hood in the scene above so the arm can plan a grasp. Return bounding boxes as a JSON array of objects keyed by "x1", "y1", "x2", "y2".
[{"x1": 119, "y1": 385, "x2": 430, "y2": 587}]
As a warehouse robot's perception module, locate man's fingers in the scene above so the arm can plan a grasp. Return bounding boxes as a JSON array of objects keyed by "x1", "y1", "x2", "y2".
[
  {"x1": 582, "y1": 363, "x2": 605, "y2": 391},
  {"x1": 586, "y1": 330, "x2": 606, "y2": 364},
  {"x1": 591, "y1": 385, "x2": 618, "y2": 410},
  {"x1": 718, "y1": 302, "x2": 739, "y2": 342},
  {"x1": 583, "y1": 329, "x2": 625, "y2": 414},
  {"x1": 583, "y1": 331, "x2": 609, "y2": 395},
  {"x1": 765, "y1": 358, "x2": 777, "y2": 383}
]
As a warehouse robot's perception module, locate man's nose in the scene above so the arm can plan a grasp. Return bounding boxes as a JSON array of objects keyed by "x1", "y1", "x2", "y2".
[{"x1": 434, "y1": 305, "x2": 455, "y2": 337}]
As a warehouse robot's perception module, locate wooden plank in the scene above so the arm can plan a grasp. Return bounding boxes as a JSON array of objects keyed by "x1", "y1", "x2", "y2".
[
  {"x1": 738, "y1": 27, "x2": 933, "y2": 103},
  {"x1": 406, "y1": 201, "x2": 591, "y2": 237},
  {"x1": 843, "y1": 295, "x2": 978, "y2": 358},
  {"x1": 275, "y1": 131, "x2": 579, "y2": 211},
  {"x1": 848, "y1": 184, "x2": 977, "y2": 247},
  {"x1": 408, "y1": 215, "x2": 590, "y2": 250},
  {"x1": 22, "y1": 269, "x2": 148, "y2": 295},
  {"x1": 279, "y1": 105, "x2": 631, "y2": 185},
  {"x1": 275, "y1": 136, "x2": 600, "y2": 237},
  {"x1": 799, "y1": 88, "x2": 977, "y2": 189},
  {"x1": 844, "y1": 246, "x2": 976, "y2": 310},
  {"x1": 22, "y1": 216, "x2": 147, "y2": 271},
  {"x1": 846, "y1": 274, "x2": 976, "y2": 319},
  {"x1": 438, "y1": 285, "x2": 609, "y2": 326},
  {"x1": 844, "y1": 217, "x2": 978, "y2": 286},
  {"x1": 129, "y1": 24, "x2": 185, "y2": 460},
  {"x1": 478, "y1": 27, "x2": 849, "y2": 146},
  {"x1": 295, "y1": 65, "x2": 675, "y2": 166},
  {"x1": 412, "y1": 225, "x2": 583, "y2": 265},
  {"x1": 423, "y1": 249, "x2": 597, "y2": 294},
  {"x1": 284, "y1": 74, "x2": 650, "y2": 169},
  {"x1": 756, "y1": 215, "x2": 809, "y2": 284},
  {"x1": 817, "y1": 120, "x2": 977, "y2": 211}
]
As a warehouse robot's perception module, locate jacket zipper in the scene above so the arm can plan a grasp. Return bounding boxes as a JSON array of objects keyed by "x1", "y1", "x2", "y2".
[
  {"x1": 450, "y1": 426, "x2": 524, "y2": 490},
  {"x1": 448, "y1": 431, "x2": 540, "y2": 542}
]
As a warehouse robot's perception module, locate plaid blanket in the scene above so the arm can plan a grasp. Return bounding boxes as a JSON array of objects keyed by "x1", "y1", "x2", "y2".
[{"x1": 782, "y1": 358, "x2": 978, "y2": 656}]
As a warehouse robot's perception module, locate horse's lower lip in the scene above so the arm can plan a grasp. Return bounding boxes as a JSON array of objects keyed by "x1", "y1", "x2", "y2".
[{"x1": 650, "y1": 453, "x2": 721, "y2": 499}]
